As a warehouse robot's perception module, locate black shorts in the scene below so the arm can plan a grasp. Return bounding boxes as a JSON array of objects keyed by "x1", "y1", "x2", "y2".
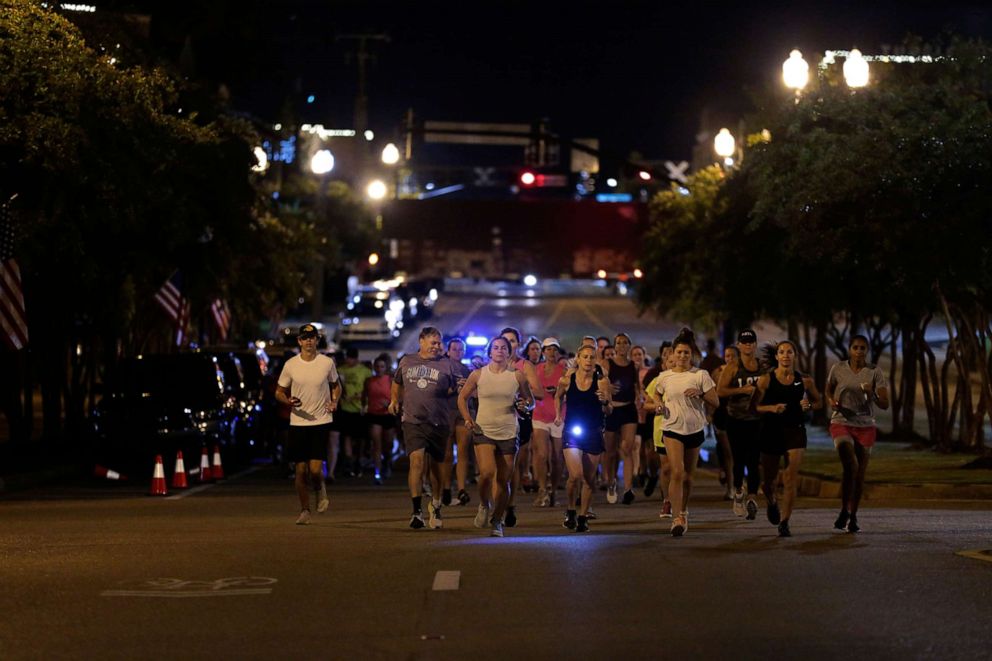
[
  {"x1": 761, "y1": 425, "x2": 808, "y2": 455},
  {"x1": 336, "y1": 410, "x2": 365, "y2": 439},
  {"x1": 663, "y1": 429, "x2": 706, "y2": 450},
  {"x1": 366, "y1": 413, "x2": 397, "y2": 430},
  {"x1": 288, "y1": 423, "x2": 332, "y2": 462},
  {"x1": 636, "y1": 420, "x2": 652, "y2": 440},
  {"x1": 713, "y1": 406, "x2": 729, "y2": 432},
  {"x1": 403, "y1": 422, "x2": 449, "y2": 462},
  {"x1": 562, "y1": 423, "x2": 605, "y2": 455},
  {"x1": 518, "y1": 416, "x2": 533, "y2": 446},
  {"x1": 605, "y1": 404, "x2": 638, "y2": 432}
]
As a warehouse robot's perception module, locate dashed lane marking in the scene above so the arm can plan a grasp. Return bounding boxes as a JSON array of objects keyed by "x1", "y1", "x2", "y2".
[
  {"x1": 545, "y1": 300, "x2": 568, "y2": 329},
  {"x1": 164, "y1": 465, "x2": 263, "y2": 500},
  {"x1": 432, "y1": 570, "x2": 460, "y2": 591},
  {"x1": 956, "y1": 549, "x2": 992, "y2": 564},
  {"x1": 450, "y1": 298, "x2": 487, "y2": 333},
  {"x1": 101, "y1": 577, "x2": 277, "y2": 598},
  {"x1": 577, "y1": 301, "x2": 612, "y2": 335}
]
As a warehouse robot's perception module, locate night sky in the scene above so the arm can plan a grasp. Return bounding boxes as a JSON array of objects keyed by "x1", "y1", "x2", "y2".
[{"x1": 125, "y1": 1, "x2": 992, "y2": 161}]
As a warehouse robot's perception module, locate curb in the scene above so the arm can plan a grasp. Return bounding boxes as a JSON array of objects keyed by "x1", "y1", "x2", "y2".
[{"x1": 797, "y1": 472, "x2": 992, "y2": 500}]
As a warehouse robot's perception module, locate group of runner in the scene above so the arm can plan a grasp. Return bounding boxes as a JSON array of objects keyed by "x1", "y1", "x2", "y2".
[{"x1": 275, "y1": 323, "x2": 889, "y2": 538}]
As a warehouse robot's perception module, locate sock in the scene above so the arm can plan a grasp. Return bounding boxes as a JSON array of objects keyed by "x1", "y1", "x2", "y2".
[
  {"x1": 412, "y1": 496, "x2": 422, "y2": 514},
  {"x1": 432, "y1": 498, "x2": 441, "y2": 509}
]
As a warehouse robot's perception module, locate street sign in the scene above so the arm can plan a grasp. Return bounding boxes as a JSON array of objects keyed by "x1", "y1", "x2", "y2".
[
  {"x1": 664, "y1": 160, "x2": 689, "y2": 184},
  {"x1": 473, "y1": 167, "x2": 496, "y2": 186}
]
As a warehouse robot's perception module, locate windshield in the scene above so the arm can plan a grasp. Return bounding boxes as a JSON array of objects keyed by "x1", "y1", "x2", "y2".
[{"x1": 108, "y1": 355, "x2": 225, "y2": 407}]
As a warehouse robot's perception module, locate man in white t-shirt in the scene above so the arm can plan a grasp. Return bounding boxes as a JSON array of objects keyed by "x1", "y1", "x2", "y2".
[{"x1": 276, "y1": 323, "x2": 341, "y2": 525}]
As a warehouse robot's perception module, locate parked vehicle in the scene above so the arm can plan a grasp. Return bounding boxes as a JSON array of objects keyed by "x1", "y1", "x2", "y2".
[{"x1": 337, "y1": 290, "x2": 404, "y2": 344}]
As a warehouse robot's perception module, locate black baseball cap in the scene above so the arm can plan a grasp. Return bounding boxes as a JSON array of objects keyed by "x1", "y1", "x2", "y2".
[
  {"x1": 298, "y1": 323, "x2": 319, "y2": 339},
  {"x1": 737, "y1": 329, "x2": 757, "y2": 344}
]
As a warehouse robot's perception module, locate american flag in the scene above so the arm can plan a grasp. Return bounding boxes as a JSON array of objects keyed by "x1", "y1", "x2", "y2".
[
  {"x1": 0, "y1": 196, "x2": 29, "y2": 351},
  {"x1": 210, "y1": 298, "x2": 231, "y2": 341},
  {"x1": 155, "y1": 271, "x2": 189, "y2": 347}
]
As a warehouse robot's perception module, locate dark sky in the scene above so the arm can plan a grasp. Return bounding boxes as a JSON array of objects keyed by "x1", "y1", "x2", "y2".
[{"x1": 134, "y1": 1, "x2": 992, "y2": 162}]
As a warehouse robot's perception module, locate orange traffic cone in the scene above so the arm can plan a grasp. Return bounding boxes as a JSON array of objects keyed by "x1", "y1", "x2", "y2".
[
  {"x1": 211, "y1": 445, "x2": 225, "y2": 480},
  {"x1": 199, "y1": 446, "x2": 212, "y2": 482},
  {"x1": 94, "y1": 465, "x2": 127, "y2": 481},
  {"x1": 149, "y1": 455, "x2": 168, "y2": 496},
  {"x1": 171, "y1": 451, "x2": 189, "y2": 489}
]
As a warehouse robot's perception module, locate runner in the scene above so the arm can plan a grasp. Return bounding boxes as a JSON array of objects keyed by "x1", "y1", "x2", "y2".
[
  {"x1": 717, "y1": 329, "x2": 764, "y2": 520},
  {"x1": 709, "y1": 345, "x2": 735, "y2": 501},
  {"x1": 652, "y1": 329, "x2": 719, "y2": 536},
  {"x1": 555, "y1": 344, "x2": 611, "y2": 532},
  {"x1": 362, "y1": 353, "x2": 397, "y2": 485},
  {"x1": 754, "y1": 340, "x2": 823, "y2": 537},
  {"x1": 499, "y1": 327, "x2": 543, "y2": 528},
  {"x1": 826, "y1": 334, "x2": 889, "y2": 533},
  {"x1": 442, "y1": 337, "x2": 473, "y2": 506},
  {"x1": 389, "y1": 327, "x2": 461, "y2": 530},
  {"x1": 274, "y1": 323, "x2": 342, "y2": 525},
  {"x1": 531, "y1": 337, "x2": 566, "y2": 507},
  {"x1": 458, "y1": 336, "x2": 534, "y2": 538},
  {"x1": 337, "y1": 347, "x2": 372, "y2": 477},
  {"x1": 603, "y1": 333, "x2": 643, "y2": 505}
]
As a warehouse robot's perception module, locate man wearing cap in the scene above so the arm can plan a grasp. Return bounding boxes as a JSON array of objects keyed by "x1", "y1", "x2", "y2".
[
  {"x1": 389, "y1": 326, "x2": 461, "y2": 529},
  {"x1": 716, "y1": 328, "x2": 764, "y2": 520},
  {"x1": 531, "y1": 337, "x2": 567, "y2": 506},
  {"x1": 275, "y1": 323, "x2": 342, "y2": 525}
]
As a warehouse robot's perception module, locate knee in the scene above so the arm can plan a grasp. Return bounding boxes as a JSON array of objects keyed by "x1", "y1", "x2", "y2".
[
  {"x1": 670, "y1": 466, "x2": 686, "y2": 482},
  {"x1": 479, "y1": 467, "x2": 496, "y2": 482}
]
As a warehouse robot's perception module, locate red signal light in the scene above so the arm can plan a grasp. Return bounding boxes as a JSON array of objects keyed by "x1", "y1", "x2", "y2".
[{"x1": 520, "y1": 171, "x2": 537, "y2": 186}]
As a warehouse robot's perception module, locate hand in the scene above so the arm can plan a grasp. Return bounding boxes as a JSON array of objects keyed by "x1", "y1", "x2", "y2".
[
  {"x1": 464, "y1": 417, "x2": 475, "y2": 429},
  {"x1": 610, "y1": 383, "x2": 620, "y2": 395},
  {"x1": 387, "y1": 400, "x2": 400, "y2": 415},
  {"x1": 457, "y1": 377, "x2": 467, "y2": 390},
  {"x1": 289, "y1": 396, "x2": 302, "y2": 408},
  {"x1": 772, "y1": 403, "x2": 787, "y2": 414},
  {"x1": 515, "y1": 398, "x2": 528, "y2": 412},
  {"x1": 683, "y1": 387, "x2": 702, "y2": 399},
  {"x1": 860, "y1": 383, "x2": 874, "y2": 397},
  {"x1": 743, "y1": 385, "x2": 756, "y2": 396},
  {"x1": 325, "y1": 399, "x2": 338, "y2": 413},
  {"x1": 553, "y1": 416, "x2": 562, "y2": 426},
  {"x1": 800, "y1": 398, "x2": 811, "y2": 412}
]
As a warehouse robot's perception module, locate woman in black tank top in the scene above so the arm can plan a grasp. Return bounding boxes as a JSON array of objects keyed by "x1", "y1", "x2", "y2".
[
  {"x1": 603, "y1": 333, "x2": 643, "y2": 506},
  {"x1": 755, "y1": 340, "x2": 822, "y2": 537}
]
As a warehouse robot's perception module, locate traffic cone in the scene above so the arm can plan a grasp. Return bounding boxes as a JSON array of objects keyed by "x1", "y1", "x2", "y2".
[
  {"x1": 94, "y1": 465, "x2": 127, "y2": 481},
  {"x1": 149, "y1": 455, "x2": 168, "y2": 496},
  {"x1": 198, "y1": 446, "x2": 212, "y2": 482},
  {"x1": 211, "y1": 445, "x2": 225, "y2": 480},
  {"x1": 171, "y1": 451, "x2": 189, "y2": 489}
]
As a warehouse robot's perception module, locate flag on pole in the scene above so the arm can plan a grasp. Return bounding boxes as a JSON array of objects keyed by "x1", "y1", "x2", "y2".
[
  {"x1": 155, "y1": 271, "x2": 189, "y2": 347},
  {"x1": 210, "y1": 298, "x2": 231, "y2": 341},
  {"x1": 0, "y1": 196, "x2": 29, "y2": 351}
]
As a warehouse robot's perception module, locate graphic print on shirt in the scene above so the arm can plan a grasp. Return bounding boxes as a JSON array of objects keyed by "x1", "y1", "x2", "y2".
[{"x1": 405, "y1": 364, "x2": 441, "y2": 391}]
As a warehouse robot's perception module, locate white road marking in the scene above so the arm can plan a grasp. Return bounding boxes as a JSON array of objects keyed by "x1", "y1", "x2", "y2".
[
  {"x1": 545, "y1": 300, "x2": 568, "y2": 329},
  {"x1": 432, "y1": 570, "x2": 460, "y2": 591},
  {"x1": 956, "y1": 549, "x2": 992, "y2": 563},
  {"x1": 164, "y1": 465, "x2": 263, "y2": 500},
  {"x1": 450, "y1": 298, "x2": 486, "y2": 333},
  {"x1": 577, "y1": 301, "x2": 612, "y2": 335},
  {"x1": 101, "y1": 577, "x2": 276, "y2": 597},
  {"x1": 101, "y1": 589, "x2": 273, "y2": 598}
]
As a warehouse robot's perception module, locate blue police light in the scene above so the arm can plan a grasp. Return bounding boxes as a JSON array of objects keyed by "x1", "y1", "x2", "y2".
[
  {"x1": 465, "y1": 336, "x2": 488, "y2": 347},
  {"x1": 307, "y1": 95, "x2": 315, "y2": 104},
  {"x1": 571, "y1": 425, "x2": 583, "y2": 437}
]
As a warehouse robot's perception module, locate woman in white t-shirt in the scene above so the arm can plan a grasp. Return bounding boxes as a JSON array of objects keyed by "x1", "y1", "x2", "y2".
[{"x1": 652, "y1": 328, "x2": 718, "y2": 537}]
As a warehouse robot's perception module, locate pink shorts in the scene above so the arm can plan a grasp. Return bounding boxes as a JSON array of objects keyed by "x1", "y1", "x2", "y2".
[{"x1": 829, "y1": 423, "x2": 877, "y2": 448}]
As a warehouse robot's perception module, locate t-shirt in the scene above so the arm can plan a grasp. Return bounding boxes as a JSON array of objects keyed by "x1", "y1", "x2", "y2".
[
  {"x1": 365, "y1": 374, "x2": 392, "y2": 416},
  {"x1": 394, "y1": 353, "x2": 460, "y2": 428},
  {"x1": 534, "y1": 361, "x2": 565, "y2": 423},
  {"x1": 338, "y1": 362, "x2": 373, "y2": 413},
  {"x1": 828, "y1": 361, "x2": 888, "y2": 428},
  {"x1": 646, "y1": 375, "x2": 665, "y2": 448},
  {"x1": 653, "y1": 367, "x2": 716, "y2": 435},
  {"x1": 277, "y1": 354, "x2": 339, "y2": 427}
]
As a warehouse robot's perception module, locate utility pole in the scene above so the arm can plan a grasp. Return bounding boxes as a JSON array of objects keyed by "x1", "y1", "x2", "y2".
[{"x1": 336, "y1": 33, "x2": 390, "y2": 134}]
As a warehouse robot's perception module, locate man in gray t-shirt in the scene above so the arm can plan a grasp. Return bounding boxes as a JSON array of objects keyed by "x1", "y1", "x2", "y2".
[{"x1": 388, "y1": 326, "x2": 459, "y2": 530}]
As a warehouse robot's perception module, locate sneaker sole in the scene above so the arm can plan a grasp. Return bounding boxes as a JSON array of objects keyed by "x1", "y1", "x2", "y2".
[{"x1": 671, "y1": 524, "x2": 685, "y2": 537}]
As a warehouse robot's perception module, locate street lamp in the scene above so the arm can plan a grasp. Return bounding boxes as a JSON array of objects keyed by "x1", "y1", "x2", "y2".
[
  {"x1": 714, "y1": 128, "x2": 736, "y2": 166},
  {"x1": 381, "y1": 143, "x2": 400, "y2": 165},
  {"x1": 310, "y1": 149, "x2": 335, "y2": 175},
  {"x1": 366, "y1": 179, "x2": 388, "y2": 201},
  {"x1": 783, "y1": 49, "x2": 810, "y2": 94},
  {"x1": 843, "y1": 48, "x2": 870, "y2": 88}
]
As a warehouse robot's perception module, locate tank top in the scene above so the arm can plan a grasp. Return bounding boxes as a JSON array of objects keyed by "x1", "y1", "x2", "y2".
[
  {"x1": 534, "y1": 361, "x2": 565, "y2": 423},
  {"x1": 476, "y1": 365, "x2": 519, "y2": 440},
  {"x1": 762, "y1": 370, "x2": 806, "y2": 428},
  {"x1": 366, "y1": 374, "x2": 392, "y2": 416},
  {"x1": 727, "y1": 359, "x2": 763, "y2": 420},
  {"x1": 513, "y1": 357, "x2": 535, "y2": 420},
  {"x1": 607, "y1": 359, "x2": 637, "y2": 403},
  {"x1": 564, "y1": 371, "x2": 605, "y2": 431}
]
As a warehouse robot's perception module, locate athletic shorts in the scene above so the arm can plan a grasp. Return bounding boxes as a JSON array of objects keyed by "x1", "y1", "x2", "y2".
[
  {"x1": 830, "y1": 423, "x2": 877, "y2": 449},
  {"x1": 663, "y1": 429, "x2": 706, "y2": 450},
  {"x1": 288, "y1": 423, "x2": 332, "y2": 463},
  {"x1": 473, "y1": 433, "x2": 518, "y2": 456},
  {"x1": 636, "y1": 420, "x2": 652, "y2": 441},
  {"x1": 605, "y1": 403, "x2": 638, "y2": 432},
  {"x1": 336, "y1": 410, "x2": 365, "y2": 439},
  {"x1": 712, "y1": 406, "x2": 729, "y2": 432},
  {"x1": 518, "y1": 416, "x2": 533, "y2": 446},
  {"x1": 562, "y1": 424, "x2": 605, "y2": 455},
  {"x1": 533, "y1": 418, "x2": 564, "y2": 437},
  {"x1": 403, "y1": 422, "x2": 449, "y2": 462},
  {"x1": 761, "y1": 425, "x2": 808, "y2": 455},
  {"x1": 366, "y1": 413, "x2": 397, "y2": 430}
]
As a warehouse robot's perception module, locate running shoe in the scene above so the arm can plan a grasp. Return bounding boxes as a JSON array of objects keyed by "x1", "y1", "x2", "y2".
[
  {"x1": 622, "y1": 489, "x2": 635, "y2": 505},
  {"x1": 671, "y1": 514, "x2": 686, "y2": 537},
  {"x1": 538, "y1": 490, "x2": 551, "y2": 507},
  {"x1": 606, "y1": 482, "x2": 618, "y2": 504},
  {"x1": 732, "y1": 489, "x2": 745, "y2": 517},
  {"x1": 724, "y1": 485, "x2": 734, "y2": 501},
  {"x1": 504, "y1": 506, "x2": 517, "y2": 528},
  {"x1": 563, "y1": 510, "x2": 577, "y2": 529},
  {"x1": 778, "y1": 520, "x2": 791, "y2": 537},
  {"x1": 644, "y1": 474, "x2": 659, "y2": 498},
  {"x1": 473, "y1": 504, "x2": 490, "y2": 528},
  {"x1": 575, "y1": 516, "x2": 590, "y2": 533},
  {"x1": 847, "y1": 514, "x2": 860, "y2": 533},
  {"x1": 834, "y1": 510, "x2": 850, "y2": 530},
  {"x1": 491, "y1": 521, "x2": 504, "y2": 537},
  {"x1": 317, "y1": 497, "x2": 330, "y2": 514},
  {"x1": 548, "y1": 489, "x2": 557, "y2": 507},
  {"x1": 746, "y1": 498, "x2": 758, "y2": 520},
  {"x1": 585, "y1": 508, "x2": 597, "y2": 520},
  {"x1": 409, "y1": 512, "x2": 426, "y2": 529},
  {"x1": 456, "y1": 489, "x2": 471, "y2": 506},
  {"x1": 766, "y1": 500, "x2": 781, "y2": 525},
  {"x1": 441, "y1": 489, "x2": 452, "y2": 507},
  {"x1": 680, "y1": 511, "x2": 689, "y2": 534},
  {"x1": 659, "y1": 500, "x2": 672, "y2": 518},
  {"x1": 295, "y1": 510, "x2": 312, "y2": 525},
  {"x1": 427, "y1": 500, "x2": 443, "y2": 529}
]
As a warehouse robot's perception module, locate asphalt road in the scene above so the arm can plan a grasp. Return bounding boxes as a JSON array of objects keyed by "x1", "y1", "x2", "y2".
[{"x1": 2, "y1": 467, "x2": 990, "y2": 660}]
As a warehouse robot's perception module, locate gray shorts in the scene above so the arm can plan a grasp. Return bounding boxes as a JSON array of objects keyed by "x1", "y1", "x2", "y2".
[
  {"x1": 473, "y1": 433, "x2": 518, "y2": 456},
  {"x1": 403, "y1": 422, "x2": 449, "y2": 462}
]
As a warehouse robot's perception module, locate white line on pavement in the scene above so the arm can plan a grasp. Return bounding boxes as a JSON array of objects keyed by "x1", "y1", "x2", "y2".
[
  {"x1": 100, "y1": 589, "x2": 273, "y2": 598},
  {"x1": 577, "y1": 301, "x2": 613, "y2": 335},
  {"x1": 432, "y1": 570, "x2": 460, "y2": 591},
  {"x1": 545, "y1": 300, "x2": 568, "y2": 329},
  {"x1": 451, "y1": 298, "x2": 486, "y2": 333},
  {"x1": 164, "y1": 465, "x2": 264, "y2": 500}
]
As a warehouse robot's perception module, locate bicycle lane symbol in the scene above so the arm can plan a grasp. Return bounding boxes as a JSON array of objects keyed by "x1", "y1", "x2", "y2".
[{"x1": 101, "y1": 577, "x2": 277, "y2": 598}]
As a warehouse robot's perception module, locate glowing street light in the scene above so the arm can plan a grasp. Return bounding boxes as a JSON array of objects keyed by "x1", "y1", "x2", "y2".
[
  {"x1": 843, "y1": 48, "x2": 870, "y2": 88},
  {"x1": 251, "y1": 146, "x2": 269, "y2": 173},
  {"x1": 783, "y1": 49, "x2": 810, "y2": 92},
  {"x1": 310, "y1": 149, "x2": 335, "y2": 175},
  {"x1": 381, "y1": 143, "x2": 400, "y2": 165},
  {"x1": 368, "y1": 252, "x2": 380, "y2": 266},
  {"x1": 366, "y1": 179, "x2": 388, "y2": 201},
  {"x1": 714, "y1": 128, "x2": 735, "y2": 158}
]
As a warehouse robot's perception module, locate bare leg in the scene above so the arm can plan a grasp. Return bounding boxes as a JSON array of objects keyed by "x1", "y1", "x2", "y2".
[
  {"x1": 603, "y1": 430, "x2": 619, "y2": 487},
  {"x1": 531, "y1": 427, "x2": 551, "y2": 499},
  {"x1": 550, "y1": 434, "x2": 564, "y2": 503},
  {"x1": 491, "y1": 451, "x2": 513, "y2": 521},
  {"x1": 851, "y1": 444, "x2": 870, "y2": 515},
  {"x1": 781, "y1": 448, "x2": 805, "y2": 521},
  {"x1": 475, "y1": 444, "x2": 497, "y2": 510},
  {"x1": 455, "y1": 425, "x2": 471, "y2": 492},
  {"x1": 579, "y1": 452, "x2": 601, "y2": 516},
  {"x1": 619, "y1": 422, "x2": 638, "y2": 493},
  {"x1": 408, "y1": 449, "x2": 426, "y2": 499}
]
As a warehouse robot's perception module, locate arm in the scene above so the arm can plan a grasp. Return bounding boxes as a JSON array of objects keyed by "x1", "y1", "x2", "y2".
[
  {"x1": 521, "y1": 361, "x2": 543, "y2": 399},
  {"x1": 716, "y1": 358, "x2": 753, "y2": 398},
  {"x1": 802, "y1": 375, "x2": 822, "y2": 411},
  {"x1": 457, "y1": 370, "x2": 481, "y2": 427},
  {"x1": 701, "y1": 385, "x2": 719, "y2": 409},
  {"x1": 553, "y1": 376, "x2": 568, "y2": 425},
  {"x1": 274, "y1": 384, "x2": 300, "y2": 408},
  {"x1": 328, "y1": 380, "x2": 341, "y2": 412},
  {"x1": 388, "y1": 381, "x2": 402, "y2": 416},
  {"x1": 516, "y1": 372, "x2": 535, "y2": 411},
  {"x1": 754, "y1": 374, "x2": 785, "y2": 414}
]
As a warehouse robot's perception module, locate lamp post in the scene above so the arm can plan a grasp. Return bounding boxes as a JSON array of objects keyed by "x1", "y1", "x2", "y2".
[
  {"x1": 783, "y1": 49, "x2": 810, "y2": 99},
  {"x1": 309, "y1": 149, "x2": 335, "y2": 320},
  {"x1": 714, "y1": 128, "x2": 736, "y2": 167},
  {"x1": 843, "y1": 48, "x2": 870, "y2": 88}
]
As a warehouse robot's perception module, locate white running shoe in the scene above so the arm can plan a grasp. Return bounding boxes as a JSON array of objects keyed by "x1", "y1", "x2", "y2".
[
  {"x1": 428, "y1": 500, "x2": 443, "y2": 529},
  {"x1": 473, "y1": 503, "x2": 490, "y2": 528},
  {"x1": 295, "y1": 510, "x2": 312, "y2": 525},
  {"x1": 606, "y1": 482, "x2": 618, "y2": 504},
  {"x1": 491, "y1": 521, "x2": 504, "y2": 537},
  {"x1": 671, "y1": 514, "x2": 686, "y2": 537},
  {"x1": 732, "y1": 488, "x2": 745, "y2": 517}
]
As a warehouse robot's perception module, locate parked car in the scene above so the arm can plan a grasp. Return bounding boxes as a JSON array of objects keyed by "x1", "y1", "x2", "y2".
[
  {"x1": 337, "y1": 290, "x2": 404, "y2": 344},
  {"x1": 196, "y1": 346, "x2": 272, "y2": 454},
  {"x1": 394, "y1": 278, "x2": 440, "y2": 322},
  {"x1": 90, "y1": 353, "x2": 238, "y2": 469}
]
